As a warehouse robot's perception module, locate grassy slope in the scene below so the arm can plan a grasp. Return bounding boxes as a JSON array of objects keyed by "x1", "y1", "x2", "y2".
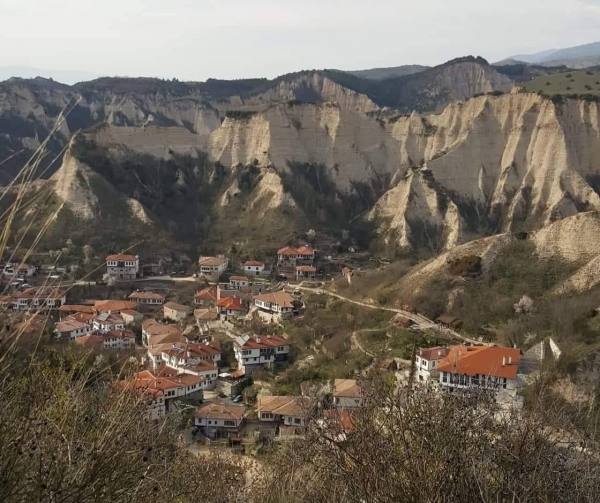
[{"x1": 522, "y1": 69, "x2": 600, "y2": 95}]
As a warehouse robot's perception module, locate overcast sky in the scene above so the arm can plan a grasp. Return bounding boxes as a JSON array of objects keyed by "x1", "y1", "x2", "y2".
[{"x1": 2, "y1": 0, "x2": 600, "y2": 83}]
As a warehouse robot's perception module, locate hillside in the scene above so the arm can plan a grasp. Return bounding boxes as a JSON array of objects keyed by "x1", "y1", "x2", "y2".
[{"x1": 521, "y1": 68, "x2": 600, "y2": 96}]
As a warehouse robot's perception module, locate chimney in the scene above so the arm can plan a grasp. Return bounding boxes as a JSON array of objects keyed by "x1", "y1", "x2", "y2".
[
  {"x1": 256, "y1": 337, "x2": 261, "y2": 344},
  {"x1": 419, "y1": 349, "x2": 423, "y2": 356},
  {"x1": 502, "y1": 357, "x2": 506, "y2": 366},
  {"x1": 508, "y1": 356, "x2": 512, "y2": 365}
]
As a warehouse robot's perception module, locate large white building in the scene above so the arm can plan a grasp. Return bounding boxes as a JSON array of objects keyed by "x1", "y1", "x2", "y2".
[
  {"x1": 12, "y1": 287, "x2": 66, "y2": 312},
  {"x1": 233, "y1": 334, "x2": 290, "y2": 375},
  {"x1": 254, "y1": 291, "x2": 295, "y2": 321},
  {"x1": 333, "y1": 379, "x2": 363, "y2": 408},
  {"x1": 198, "y1": 256, "x2": 228, "y2": 283},
  {"x1": 106, "y1": 254, "x2": 139, "y2": 281},
  {"x1": 437, "y1": 346, "x2": 521, "y2": 397},
  {"x1": 55, "y1": 318, "x2": 92, "y2": 340}
]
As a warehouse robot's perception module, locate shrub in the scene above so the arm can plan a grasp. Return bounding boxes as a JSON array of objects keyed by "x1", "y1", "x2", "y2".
[{"x1": 447, "y1": 255, "x2": 482, "y2": 277}]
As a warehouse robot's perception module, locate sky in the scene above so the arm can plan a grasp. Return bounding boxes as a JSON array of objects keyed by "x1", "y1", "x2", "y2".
[{"x1": 2, "y1": 0, "x2": 600, "y2": 84}]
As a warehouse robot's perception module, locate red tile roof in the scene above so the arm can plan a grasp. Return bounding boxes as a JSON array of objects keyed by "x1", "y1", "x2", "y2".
[
  {"x1": 296, "y1": 266, "x2": 316, "y2": 272},
  {"x1": 230, "y1": 276, "x2": 249, "y2": 282},
  {"x1": 258, "y1": 396, "x2": 308, "y2": 417},
  {"x1": 106, "y1": 254, "x2": 137, "y2": 262},
  {"x1": 164, "y1": 302, "x2": 189, "y2": 313},
  {"x1": 194, "y1": 287, "x2": 218, "y2": 301},
  {"x1": 129, "y1": 291, "x2": 165, "y2": 301},
  {"x1": 94, "y1": 300, "x2": 137, "y2": 313},
  {"x1": 254, "y1": 291, "x2": 295, "y2": 308},
  {"x1": 75, "y1": 335, "x2": 104, "y2": 348},
  {"x1": 106, "y1": 329, "x2": 136, "y2": 340},
  {"x1": 418, "y1": 347, "x2": 451, "y2": 361},
  {"x1": 234, "y1": 334, "x2": 288, "y2": 350},
  {"x1": 334, "y1": 379, "x2": 361, "y2": 398},
  {"x1": 296, "y1": 246, "x2": 315, "y2": 256},
  {"x1": 196, "y1": 403, "x2": 245, "y2": 422},
  {"x1": 55, "y1": 319, "x2": 89, "y2": 332},
  {"x1": 437, "y1": 346, "x2": 521, "y2": 380},
  {"x1": 244, "y1": 261, "x2": 264, "y2": 267},
  {"x1": 15, "y1": 287, "x2": 65, "y2": 300},
  {"x1": 277, "y1": 247, "x2": 299, "y2": 256},
  {"x1": 198, "y1": 256, "x2": 227, "y2": 267},
  {"x1": 59, "y1": 305, "x2": 96, "y2": 314},
  {"x1": 217, "y1": 297, "x2": 244, "y2": 311},
  {"x1": 120, "y1": 309, "x2": 140, "y2": 317}
]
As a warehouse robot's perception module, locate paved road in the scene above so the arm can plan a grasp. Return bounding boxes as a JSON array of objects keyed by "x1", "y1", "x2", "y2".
[{"x1": 294, "y1": 284, "x2": 483, "y2": 346}]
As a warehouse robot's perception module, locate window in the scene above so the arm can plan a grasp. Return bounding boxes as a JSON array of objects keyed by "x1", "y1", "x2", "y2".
[
  {"x1": 442, "y1": 372, "x2": 447, "y2": 383},
  {"x1": 262, "y1": 413, "x2": 273, "y2": 419},
  {"x1": 294, "y1": 418, "x2": 301, "y2": 425},
  {"x1": 503, "y1": 378, "x2": 507, "y2": 389},
  {"x1": 208, "y1": 420, "x2": 212, "y2": 425},
  {"x1": 224, "y1": 421, "x2": 235, "y2": 427}
]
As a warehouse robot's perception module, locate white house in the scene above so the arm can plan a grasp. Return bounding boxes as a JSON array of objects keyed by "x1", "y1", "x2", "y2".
[
  {"x1": 257, "y1": 395, "x2": 308, "y2": 428},
  {"x1": 217, "y1": 296, "x2": 245, "y2": 320},
  {"x1": 103, "y1": 330, "x2": 136, "y2": 350},
  {"x1": 141, "y1": 319, "x2": 181, "y2": 347},
  {"x1": 437, "y1": 346, "x2": 522, "y2": 397},
  {"x1": 106, "y1": 254, "x2": 139, "y2": 281},
  {"x1": 194, "y1": 403, "x2": 246, "y2": 438},
  {"x1": 93, "y1": 313, "x2": 125, "y2": 332},
  {"x1": 198, "y1": 256, "x2": 228, "y2": 283},
  {"x1": 2, "y1": 263, "x2": 36, "y2": 280},
  {"x1": 160, "y1": 342, "x2": 221, "y2": 390},
  {"x1": 12, "y1": 287, "x2": 67, "y2": 312},
  {"x1": 163, "y1": 302, "x2": 190, "y2": 322},
  {"x1": 55, "y1": 318, "x2": 92, "y2": 340},
  {"x1": 129, "y1": 291, "x2": 165, "y2": 305},
  {"x1": 120, "y1": 309, "x2": 143, "y2": 325},
  {"x1": 229, "y1": 275, "x2": 250, "y2": 290},
  {"x1": 295, "y1": 265, "x2": 316, "y2": 281},
  {"x1": 333, "y1": 379, "x2": 363, "y2": 408},
  {"x1": 415, "y1": 347, "x2": 451, "y2": 382},
  {"x1": 242, "y1": 261, "x2": 265, "y2": 276},
  {"x1": 125, "y1": 369, "x2": 203, "y2": 413},
  {"x1": 254, "y1": 291, "x2": 295, "y2": 321},
  {"x1": 233, "y1": 334, "x2": 290, "y2": 375}
]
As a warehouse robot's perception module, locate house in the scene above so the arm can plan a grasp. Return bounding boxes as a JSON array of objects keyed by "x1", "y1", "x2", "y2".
[
  {"x1": 106, "y1": 254, "x2": 139, "y2": 281},
  {"x1": 229, "y1": 276, "x2": 250, "y2": 290},
  {"x1": 75, "y1": 334, "x2": 105, "y2": 350},
  {"x1": 163, "y1": 302, "x2": 190, "y2": 322},
  {"x1": 2, "y1": 262, "x2": 36, "y2": 280},
  {"x1": 436, "y1": 315, "x2": 463, "y2": 330},
  {"x1": 55, "y1": 318, "x2": 92, "y2": 340},
  {"x1": 58, "y1": 304, "x2": 96, "y2": 316},
  {"x1": 194, "y1": 403, "x2": 246, "y2": 439},
  {"x1": 194, "y1": 286, "x2": 219, "y2": 306},
  {"x1": 94, "y1": 300, "x2": 138, "y2": 314},
  {"x1": 437, "y1": 346, "x2": 522, "y2": 397},
  {"x1": 233, "y1": 334, "x2": 290, "y2": 375},
  {"x1": 142, "y1": 319, "x2": 182, "y2": 347},
  {"x1": 257, "y1": 395, "x2": 309, "y2": 429},
  {"x1": 13, "y1": 313, "x2": 48, "y2": 336},
  {"x1": 295, "y1": 265, "x2": 316, "y2": 281},
  {"x1": 103, "y1": 330, "x2": 136, "y2": 350},
  {"x1": 217, "y1": 296, "x2": 245, "y2": 320},
  {"x1": 125, "y1": 369, "x2": 203, "y2": 413},
  {"x1": 243, "y1": 260, "x2": 265, "y2": 276},
  {"x1": 198, "y1": 256, "x2": 228, "y2": 283},
  {"x1": 121, "y1": 309, "x2": 143, "y2": 325},
  {"x1": 296, "y1": 246, "x2": 316, "y2": 265},
  {"x1": 323, "y1": 409, "x2": 355, "y2": 438},
  {"x1": 0, "y1": 295, "x2": 13, "y2": 308},
  {"x1": 333, "y1": 379, "x2": 362, "y2": 408},
  {"x1": 277, "y1": 247, "x2": 299, "y2": 267},
  {"x1": 93, "y1": 312, "x2": 125, "y2": 332},
  {"x1": 12, "y1": 287, "x2": 66, "y2": 312},
  {"x1": 254, "y1": 291, "x2": 295, "y2": 321},
  {"x1": 415, "y1": 347, "x2": 451, "y2": 382},
  {"x1": 129, "y1": 291, "x2": 165, "y2": 305},
  {"x1": 160, "y1": 343, "x2": 220, "y2": 390}
]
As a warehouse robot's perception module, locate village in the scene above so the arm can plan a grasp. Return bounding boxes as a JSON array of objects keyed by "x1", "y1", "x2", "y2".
[{"x1": 1, "y1": 242, "x2": 556, "y2": 453}]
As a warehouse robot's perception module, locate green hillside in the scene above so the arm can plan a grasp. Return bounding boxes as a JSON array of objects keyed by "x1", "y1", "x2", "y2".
[{"x1": 522, "y1": 69, "x2": 600, "y2": 95}]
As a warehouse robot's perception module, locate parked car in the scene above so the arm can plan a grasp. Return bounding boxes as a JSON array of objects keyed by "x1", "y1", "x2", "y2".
[{"x1": 232, "y1": 395, "x2": 243, "y2": 403}]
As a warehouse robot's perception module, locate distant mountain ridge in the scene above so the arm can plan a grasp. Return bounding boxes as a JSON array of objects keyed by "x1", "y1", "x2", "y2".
[
  {"x1": 346, "y1": 65, "x2": 429, "y2": 80},
  {"x1": 498, "y1": 41, "x2": 600, "y2": 69}
]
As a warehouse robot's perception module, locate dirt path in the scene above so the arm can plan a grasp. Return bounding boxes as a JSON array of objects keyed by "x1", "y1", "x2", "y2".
[
  {"x1": 350, "y1": 331, "x2": 376, "y2": 358},
  {"x1": 295, "y1": 284, "x2": 483, "y2": 346}
]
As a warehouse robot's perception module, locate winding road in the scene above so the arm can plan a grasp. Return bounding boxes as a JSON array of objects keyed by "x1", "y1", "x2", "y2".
[{"x1": 294, "y1": 284, "x2": 483, "y2": 346}]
